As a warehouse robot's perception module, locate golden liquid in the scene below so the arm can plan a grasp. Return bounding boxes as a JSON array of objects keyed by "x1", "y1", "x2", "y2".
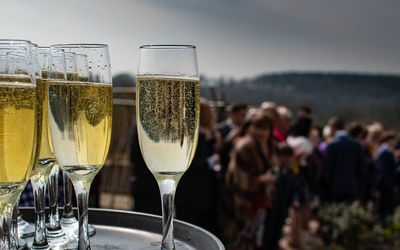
[
  {"x1": 48, "y1": 81, "x2": 112, "y2": 183},
  {"x1": 136, "y1": 76, "x2": 200, "y2": 178},
  {"x1": 37, "y1": 78, "x2": 54, "y2": 161},
  {"x1": 31, "y1": 77, "x2": 55, "y2": 179},
  {"x1": 0, "y1": 75, "x2": 37, "y2": 202}
]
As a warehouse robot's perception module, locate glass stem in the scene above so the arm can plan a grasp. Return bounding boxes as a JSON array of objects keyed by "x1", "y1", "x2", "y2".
[
  {"x1": 1, "y1": 204, "x2": 12, "y2": 250},
  {"x1": 158, "y1": 178, "x2": 178, "y2": 250},
  {"x1": 62, "y1": 172, "x2": 74, "y2": 219},
  {"x1": 73, "y1": 180, "x2": 91, "y2": 250},
  {"x1": 31, "y1": 175, "x2": 49, "y2": 248},
  {"x1": 10, "y1": 201, "x2": 19, "y2": 249},
  {"x1": 48, "y1": 164, "x2": 61, "y2": 231}
]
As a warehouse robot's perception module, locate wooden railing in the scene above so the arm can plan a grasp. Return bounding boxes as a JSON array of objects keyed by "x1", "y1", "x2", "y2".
[{"x1": 98, "y1": 87, "x2": 136, "y2": 210}]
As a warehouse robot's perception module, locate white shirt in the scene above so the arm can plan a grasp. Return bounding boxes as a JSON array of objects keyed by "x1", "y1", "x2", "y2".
[{"x1": 287, "y1": 135, "x2": 313, "y2": 157}]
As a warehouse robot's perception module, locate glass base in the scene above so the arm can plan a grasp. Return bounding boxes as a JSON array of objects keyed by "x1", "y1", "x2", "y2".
[
  {"x1": 31, "y1": 242, "x2": 50, "y2": 250},
  {"x1": 60, "y1": 216, "x2": 79, "y2": 249},
  {"x1": 18, "y1": 217, "x2": 35, "y2": 238},
  {"x1": 60, "y1": 217, "x2": 78, "y2": 239},
  {"x1": 46, "y1": 226, "x2": 68, "y2": 249},
  {"x1": 61, "y1": 217, "x2": 96, "y2": 239}
]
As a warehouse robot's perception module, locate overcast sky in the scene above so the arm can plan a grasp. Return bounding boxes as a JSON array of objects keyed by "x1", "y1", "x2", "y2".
[{"x1": 2, "y1": 0, "x2": 399, "y2": 79}]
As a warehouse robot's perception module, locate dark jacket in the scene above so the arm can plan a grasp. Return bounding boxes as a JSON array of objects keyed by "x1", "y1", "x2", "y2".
[
  {"x1": 324, "y1": 132, "x2": 363, "y2": 200},
  {"x1": 376, "y1": 144, "x2": 397, "y2": 191},
  {"x1": 375, "y1": 144, "x2": 398, "y2": 223},
  {"x1": 263, "y1": 168, "x2": 295, "y2": 250},
  {"x1": 217, "y1": 121, "x2": 233, "y2": 140}
]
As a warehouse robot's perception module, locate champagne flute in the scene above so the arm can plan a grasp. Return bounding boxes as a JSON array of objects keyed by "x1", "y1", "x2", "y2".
[
  {"x1": 46, "y1": 54, "x2": 71, "y2": 248},
  {"x1": 0, "y1": 39, "x2": 38, "y2": 250},
  {"x1": 29, "y1": 45, "x2": 55, "y2": 250},
  {"x1": 136, "y1": 45, "x2": 200, "y2": 249},
  {"x1": 13, "y1": 47, "x2": 36, "y2": 241},
  {"x1": 60, "y1": 53, "x2": 96, "y2": 241},
  {"x1": 20, "y1": 46, "x2": 67, "y2": 250},
  {"x1": 48, "y1": 44, "x2": 112, "y2": 250},
  {"x1": 4, "y1": 46, "x2": 35, "y2": 250},
  {"x1": 10, "y1": 43, "x2": 44, "y2": 250},
  {"x1": 3, "y1": 41, "x2": 37, "y2": 250},
  {"x1": 6, "y1": 50, "x2": 32, "y2": 250},
  {"x1": 59, "y1": 51, "x2": 78, "y2": 241},
  {"x1": 39, "y1": 48, "x2": 68, "y2": 248}
]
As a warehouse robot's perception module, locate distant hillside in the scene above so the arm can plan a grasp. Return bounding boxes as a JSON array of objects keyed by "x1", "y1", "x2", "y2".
[{"x1": 200, "y1": 72, "x2": 400, "y2": 128}]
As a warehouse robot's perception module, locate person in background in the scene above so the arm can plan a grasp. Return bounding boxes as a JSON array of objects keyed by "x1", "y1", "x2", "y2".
[
  {"x1": 274, "y1": 106, "x2": 292, "y2": 143},
  {"x1": 319, "y1": 119, "x2": 335, "y2": 156},
  {"x1": 218, "y1": 103, "x2": 248, "y2": 141},
  {"x1": 324, "y1": 117, "x2": 363, "y2": 203},
  {"x1": 306, "y1": 127, "x2": 324, "y2": 206},
  {"x1": 287, "y1": 116, "x2": 314, "y2": 159},
  {"x1": 375, "y1": 131, "x2": 399, "y2": 226},
  {"x1": 286, "y1": 116, "x2": 314, "y2": 249},
  {"x1": 260, "y1": 101, "x2": 282, "y2": 144},
  {"x1": 220, "y1": 113, "x2": 276, "y2": 250},
  {"x1": 297, "y1": 106, "x2": 312, "y2": 118},
  {"x1": 198, "y1": 98, "x2": 223, "y2": 157},
  {"x1": 262, "y1": 143, "x2": 296, "y2": 250},
  {"x1": 176, "y1": 99, "x2": 220, "y2": 235},
  {"x1": 347, "y1": 122, "x2": 374, "y2": 207},
  {"x1": 367, "y1": 122, "x2": 384, "y2": 161},
  {"x1": 217, "y1": 103, "x2": 247, "y2": 179},
  {"x1": 224, "y1": 108, "x2": 261, "y2": 179},
  {"x1": 260, "y1": 101, "x2": 279, "y2": 126}
]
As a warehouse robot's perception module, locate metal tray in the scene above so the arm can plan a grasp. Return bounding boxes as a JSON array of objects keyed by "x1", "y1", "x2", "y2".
[{"x1": 19, "y1": 208, "x2": 224, "y2": 250}]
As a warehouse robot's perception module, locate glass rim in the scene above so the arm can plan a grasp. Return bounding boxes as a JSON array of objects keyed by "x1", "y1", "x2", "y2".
[
  {"x1": 139, "y1": 44, "x2": 196, "y2": 49},
  {"x1": 0, "y1": 39, "x2": 31, "y2": 44},
  {"x1": 51, "y1": 43, "x2": 109, "y2": 48},
  {"x1": 0, "y1": 39, "x2": 32, "y2": 46}
]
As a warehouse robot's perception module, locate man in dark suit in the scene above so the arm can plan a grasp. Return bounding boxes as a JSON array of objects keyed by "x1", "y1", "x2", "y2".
[
  {"x1": 376, "y1": 131, "x2": 398, "y2": 226},
  {"x1": 324, "y1": 117, "x2": 363, "y2": 203},
  {"x1": 217, "y1": 103, "x2": 247, "y2": 175},
  {"x1": 263, "y1": 143, "x2": 296, "y2": 250},
  {"x1": 217, "y1": 103, "x2": 247, "y2": 138}
]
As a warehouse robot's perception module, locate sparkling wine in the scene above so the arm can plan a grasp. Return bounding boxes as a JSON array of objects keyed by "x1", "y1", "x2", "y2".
[
  {"x1": 136, "y1": 76, "x2": 200, "y2": 178},
  {"x1": 31, "y1": 76, "x2": 55, "y2": 178},
  {"x1": 0, "y1": 75, "x2": 37, "y2": 202},
  {"x1": 48, "y1": 80, "x2": 112, "y2": 183}
]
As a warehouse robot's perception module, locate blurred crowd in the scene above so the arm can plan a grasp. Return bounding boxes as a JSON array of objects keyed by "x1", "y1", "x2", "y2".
[{"x1": 129, "y1": 100, "x2": 400, "y2": 250}]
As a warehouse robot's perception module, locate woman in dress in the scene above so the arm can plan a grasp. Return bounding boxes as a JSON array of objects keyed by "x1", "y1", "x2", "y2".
[{"x1": 221, "y1": 113, "x2": 277, "y2": 250}]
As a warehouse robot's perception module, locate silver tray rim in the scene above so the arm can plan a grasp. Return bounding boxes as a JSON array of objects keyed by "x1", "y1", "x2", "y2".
[{"x1": 19, "y1": 207, "x2": 225, "y2": 250}]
